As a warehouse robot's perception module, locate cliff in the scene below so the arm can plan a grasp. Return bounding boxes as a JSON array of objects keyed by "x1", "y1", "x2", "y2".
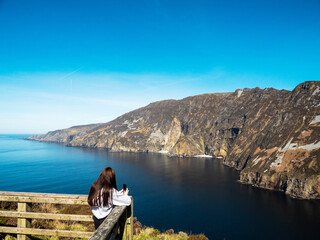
[{"x1": 28, "y1": 81, "x2": 320, "y2": 199}]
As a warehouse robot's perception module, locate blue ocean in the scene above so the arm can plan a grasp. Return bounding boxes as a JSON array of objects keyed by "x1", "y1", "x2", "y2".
[{"x1": 0, "y1": 134, "x2": 319, "y2": 239}]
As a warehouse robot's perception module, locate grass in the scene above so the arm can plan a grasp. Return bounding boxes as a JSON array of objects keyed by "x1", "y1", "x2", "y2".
[
  {"x1": 131, "y1": 227, "x2": 207, "y2": 240},
  {"x1": 123, "y1": 222, "x2": 207, "y2": 240}
]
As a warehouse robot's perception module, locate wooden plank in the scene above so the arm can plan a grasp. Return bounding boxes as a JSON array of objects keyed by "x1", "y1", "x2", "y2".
[
  {"x1": 0, "y1": 191, "x2": 88, "y2": 199},
  {"x1": 17, "y1": 202, "x2": 31, "y2": 240},
  {"x1": 89, "y1": 205, "x2": 127, "y2": 240},
  {"x1": 0, "y1": 195, "x2": 88, "y2": 205},
  {"x1": 0, "y1": 226, "x2": 94, "y2": 238},
  {"x1": 0, "y1": 211, "x2": 93, "y2": 222},
  {"x1": 117, "y1": 209, "x2": 127, "y2": 240},
  {"x1": 17, "y1": 203, "x2": 31, "y2": 228}
]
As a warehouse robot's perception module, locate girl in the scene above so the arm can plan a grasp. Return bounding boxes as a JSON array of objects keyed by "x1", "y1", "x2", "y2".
[{"x1": 88, "y1": 167, "x2": 131, "y2": 229}]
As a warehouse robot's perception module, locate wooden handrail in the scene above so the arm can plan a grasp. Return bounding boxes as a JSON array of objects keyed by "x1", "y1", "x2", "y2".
[
  {"x1": 0, "y1": 226, "x2": 93, "y2": 238},
  {"x1": 0, "y1": 211, "x2": 93, "y2": 222},
  {"x1": 89, "y1": 205, "x2": 127, "y2": 240},
  {"x1": 0, "y1": 191, "x2": 89, "y2": 199},
  {"x1": 90, "y1": 197, "x2": 133, "y2": 240},
  {"x1": 0, "y1": 191, "x2": 88, "y2": 205},
  {"x1": 0, "y1": 191, "x2": 133, "y2": 240}
]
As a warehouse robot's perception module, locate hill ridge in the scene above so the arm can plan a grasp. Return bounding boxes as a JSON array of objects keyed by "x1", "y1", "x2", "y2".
[{"x1": 28, "y1": 81, "x2": 320, "y2": 199}]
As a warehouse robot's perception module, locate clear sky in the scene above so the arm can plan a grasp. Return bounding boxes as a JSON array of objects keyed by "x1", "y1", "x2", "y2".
[{"x1": 0, "y1": 0, "x2": 319, "y2": 133}]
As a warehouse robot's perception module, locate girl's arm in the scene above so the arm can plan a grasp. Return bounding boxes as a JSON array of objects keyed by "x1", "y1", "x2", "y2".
[{"x1": 112, "y1": 189, "x2": 131, "y2": 206}]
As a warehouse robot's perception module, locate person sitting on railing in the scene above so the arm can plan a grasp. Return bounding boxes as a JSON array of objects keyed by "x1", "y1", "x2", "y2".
[{"x1": 88, "y1": 167, "x2": 131, "y2": 230}]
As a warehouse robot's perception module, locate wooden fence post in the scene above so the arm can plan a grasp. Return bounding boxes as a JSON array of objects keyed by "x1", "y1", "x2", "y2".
[
  {"x1": 130, "y1": 198, "x2": 133, "y2": 240},
  {"x1": 17, "y1": 202, "x2": 31, "y2": 240}
]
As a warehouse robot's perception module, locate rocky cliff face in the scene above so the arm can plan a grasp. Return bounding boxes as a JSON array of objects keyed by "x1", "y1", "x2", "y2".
[{"x1": 28, "y1": 81, "x2": 320, "y2": 199}]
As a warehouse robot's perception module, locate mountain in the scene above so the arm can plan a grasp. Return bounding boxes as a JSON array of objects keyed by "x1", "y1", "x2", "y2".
[{"x1": 28, "y1": 81, "x2": 320, "y2": 199}]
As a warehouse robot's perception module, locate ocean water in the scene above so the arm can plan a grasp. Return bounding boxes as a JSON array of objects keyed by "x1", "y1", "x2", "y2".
[{"x1": 0, "y1": 134, "x2": 319, "y2": 240}]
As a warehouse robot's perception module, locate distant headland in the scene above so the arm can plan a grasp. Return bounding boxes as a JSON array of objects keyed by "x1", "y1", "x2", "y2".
[{"x1": 27, "y1": 81, "x2": 320, "y2": 199}]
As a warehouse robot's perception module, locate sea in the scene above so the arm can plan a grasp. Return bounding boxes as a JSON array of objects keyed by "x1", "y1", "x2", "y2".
[{"x1": 0, "y1": 134, "x2": 319, "y2": 240}]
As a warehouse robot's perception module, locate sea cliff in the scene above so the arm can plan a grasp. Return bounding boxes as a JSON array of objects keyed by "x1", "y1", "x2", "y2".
[{"x1": 28, "y1": 81, "x2": 320, "y2": 199}]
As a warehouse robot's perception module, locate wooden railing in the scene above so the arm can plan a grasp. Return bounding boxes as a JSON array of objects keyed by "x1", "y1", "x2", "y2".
[{"x1": 0, "y1": 191, "x2": 133, "y2": 240}]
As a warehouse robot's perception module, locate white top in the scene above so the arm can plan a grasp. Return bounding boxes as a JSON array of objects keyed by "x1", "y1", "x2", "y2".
[{"x1": 91, "y1": 188, "x2": 131, "y2": 219}]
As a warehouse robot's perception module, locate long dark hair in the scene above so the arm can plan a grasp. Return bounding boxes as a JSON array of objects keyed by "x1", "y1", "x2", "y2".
[{"x1": 88, "y1": 167, "x2": 118, "y2": 207}]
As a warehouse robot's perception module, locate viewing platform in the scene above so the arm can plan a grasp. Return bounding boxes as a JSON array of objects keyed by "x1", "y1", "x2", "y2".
[{"x1": 0, "y1": 191, "x2": 133, "y2": 240}]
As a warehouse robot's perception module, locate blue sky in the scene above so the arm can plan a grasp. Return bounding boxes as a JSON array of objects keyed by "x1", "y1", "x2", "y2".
[{"x1": 0, "y1": 0, "x2": 319, "y2": 133}]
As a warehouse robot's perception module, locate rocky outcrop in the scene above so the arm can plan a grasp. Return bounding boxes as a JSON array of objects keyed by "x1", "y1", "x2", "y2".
[{"x1": 28, "y1": 81, "x2": 320, "y2": 199}]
